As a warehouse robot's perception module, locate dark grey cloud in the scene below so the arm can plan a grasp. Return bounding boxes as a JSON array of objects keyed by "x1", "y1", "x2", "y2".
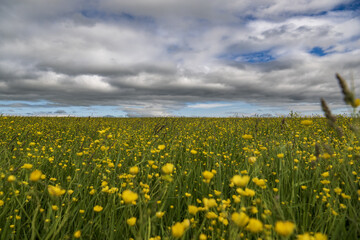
[{"x1": 0, "y1": 0, "x2": 359, "y2": 116}]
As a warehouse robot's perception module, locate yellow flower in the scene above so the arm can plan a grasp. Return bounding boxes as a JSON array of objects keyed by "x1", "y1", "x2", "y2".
[
  {"x1": 231, "y1": 212, "x2": 249, "y2": 227},
  {"x1": 199, "y1": 233, "x2": 207, "y2": 240},
  {"x1": 300, "y1": 120, "x2": 313, "y2": 126},
  {"x1": 314, "y1": 233, "x2": 328, "y2": 240},
  {"x1": 121, "y1": 190, "x2": 139, "y2": 204},
  {"x1": 156, "y1": 211, "x2": 165, "y2": 218},
  {"x1": 297, "y1": 233, "x2": 312, "y2": 240},
  {"x1": 161, "y1": 163, "x2": 174, "y2": 174},
  {"x1": 0, "y1": 200, "x2": 4, "y2": 206},
  {"x1": 242, "y1": 134, "x2": 253, "y2": 140},
  {"x1": 334, "y1": 187, "x2": 342, "y2": 195},
  {"x1": 93, "y1": 205, "x2": 103, "y2": 212},
  {"x1": 188, "y1": 205, "x2": 199, "y2": 215},
  {"x1": 321, "y1": 172, "x2": 330, "y2": 178},
  {"x1": 248, "y1": 156, "x2": 257, "y2": 164},
  {"x1": 52, "y1": 205, "x2": 58, "y2": 211},
  {"x1": 353, "y1": 98, "x2": 360, "y2": 108},
  {"x1": 129, "y1": 166, "x2": 139, "y2": 175},
  {"x1": 277, "y1": 153, "x2": 284, "y2": 158},
  {"x1": 127, "y1": 217, "x2": 137, "y2": 226},
  {"x1": 22, "y1": 163, "x2": 33, "y2": 169},
  {"x1": 74, "y1": 230, "x2": 81, "y2": 238},
  {"x1": 158, "y1": 145, "x2": 165, "y2": 150},
  {"x1": 202, "y1": 171, "x2": 214, "y2": 180},
  {"x1": 7, "y1": 175, "x2": 16, "y2": 182},
  {"x1": 190, "y1": 149, "x2": 197, "y2": 154},
  {"x1": 206, "y1": 212, "x2": 218, "y2": 219},
  {"x1": 275, "y1": 221, "x2": 296, "y2": 237},
  {"x1": 231, "y1": 175, "x2": 250, "y2": 187},
  {"x1": 203, "y1": 198, "x2": 217, "y2": 209},
  {"x1": 245, "y1": 218, "x2": 263, "y2": 233},
  {"x1": 48, "y1": 185, "x2": 66, "y2": 196},
  {"x1": 172, "y1": 222, "x2": 185, "y2": 238},
  {"x1": 29, "y1": 170, "x2": 42, "y2": 182}
]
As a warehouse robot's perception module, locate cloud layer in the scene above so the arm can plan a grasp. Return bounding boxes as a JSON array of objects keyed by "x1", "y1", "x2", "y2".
[{"x1": 0, "y1": 0, "x2": 359, "y2": 116}]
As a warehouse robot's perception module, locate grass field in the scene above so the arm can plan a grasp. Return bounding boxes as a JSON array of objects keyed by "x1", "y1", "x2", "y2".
[{"x1": 0, "y1": 115, "x2": 359, "y2": 239}]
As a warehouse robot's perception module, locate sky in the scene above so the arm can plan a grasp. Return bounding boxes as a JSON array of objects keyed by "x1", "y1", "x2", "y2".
[{"x1": 0, "y1": 0, "x2": 359, "y2": 117}]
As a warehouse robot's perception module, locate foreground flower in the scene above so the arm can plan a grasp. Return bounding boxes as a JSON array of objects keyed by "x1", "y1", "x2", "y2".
[
  {"x1": 172, "y1": 222, "x2": 185, "y2": 238},
  {"x1": 231, "y1": 212, "x2": 249, "y2": 227},
  {"x1": 202, "y1": 171, "x2": 214, "y2": 183},
  {"x1": 248, "y1": 157, "x2": 257, "y2": 164},
  {"x1": 246, "y1": 218, "x2": 263, "y2": 233},
  {"x1": 161, "y1": 163, "x2": 174, "y2": 174},
  {"x1": 129, "y1": 166, "x2": 139, "y2": 175},
  {"x1": 242, "y1": 134, "x2": 253, "y2": 140},
  {"x1": 21, "y1": 163, "x2": 33, "y2": 169},
  {"x1": 93, "y1": 205, "x2": 103, "y2": 212},
  {"x1": 7, "y1": 175, "x2": 16, "y2": 183},
  {"x1": 127, "y1": 217, "x2": 137, "y2": 226},
  {"x1": 188, "y1": 205, "x2": 199, "y2": 215},
  {"x1": 74, "y1": 230, "x2": 81, "y2": 238},
  {"x1": 122, "y1": 190, "x2": 139, "y2": 204},
  {"x1": 48, "y1": 185, "x2": 66, "y2": 196},
  {"x1": 275, "y1": 221, "x2": 296, "y2": 237},
  {"x1": 158, "y1": 144, "x2": 165, "y2": 150},
  {"x1": 300, "y1": 120, "x2": 313, "y2": 126},
  {"x1": 29, "y1": 170, "x2": 42, "y2": 182}
]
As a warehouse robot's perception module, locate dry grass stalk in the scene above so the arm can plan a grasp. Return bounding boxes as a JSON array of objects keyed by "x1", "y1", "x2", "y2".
[
  {"x1": 320, "y1": 98, "x2": 344, "y2": 137},
  {"x1": 336, "y1": 73, "x2": 355, "y2": 107}
]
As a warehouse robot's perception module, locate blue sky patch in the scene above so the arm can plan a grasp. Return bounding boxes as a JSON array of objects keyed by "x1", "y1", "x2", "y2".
[
  {"x1": 309, "y1": 47, "x2": 327, "y2": 56},
  {"x1": 218, "y1": 50, "x2": 275, "y2": 63}
]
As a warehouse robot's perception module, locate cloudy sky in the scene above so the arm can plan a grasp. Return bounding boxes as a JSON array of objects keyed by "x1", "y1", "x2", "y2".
[{"x1": 0, "y1": 0, "x2": 359, "y2": 117}]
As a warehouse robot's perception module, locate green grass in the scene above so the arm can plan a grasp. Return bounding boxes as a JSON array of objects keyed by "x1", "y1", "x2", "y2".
[{"x1": 0, "y1": 116, "x2": 359, "y2": 239}]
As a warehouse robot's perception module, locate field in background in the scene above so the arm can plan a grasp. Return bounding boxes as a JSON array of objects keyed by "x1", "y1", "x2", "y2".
[{"x1": 0, "y1": 116, "x2": 359, "y2": 239}]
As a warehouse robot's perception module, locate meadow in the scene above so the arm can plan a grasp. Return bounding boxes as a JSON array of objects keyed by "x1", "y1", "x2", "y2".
[{"x1": 0, "y1": 114, "x2": 359, "y2": 240}]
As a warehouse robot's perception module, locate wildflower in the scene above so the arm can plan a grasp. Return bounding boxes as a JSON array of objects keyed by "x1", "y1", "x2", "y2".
[
  {"x1": 121, "y1": 190, "x2": 138, "y2": 204},
  {"x1": 275, "y1": 221, "x2": 296, "y2": 237},
  {"x1": 161, "y1": 163, "x2": 174, "y2": 174},
  {"x1": 129, "y1": 166, "x2": 139, "y2": 175},
  {"x1": 127, "y1": 217, "x2": 137, "y2": 226},
  {"x1": 74, "y1": 230, "x2": 81, "y2": 238},
  {"x1": 298, "y1": 233, "x2": 312, "y2": 240},
  {"x1": 29, "y1": 170, "x2": 42, "y2": 182},
  {"x1": 206, "y1": 212, "x2": 218, "y2": 219},
  {"x1": 199, "y1": 233, "x2": 207, "y2": 240},
  {"x1": 277, "y1": 153, "x2": 284, "y2": 158},
  {"x1": 158, "y1": 145, "x2": 165, "y2": 150},
  {"x1": 334, "y1": 187, "x2": 342, "y2": 195},
  {"x1": 190, "y1": 150, "x2": 197, "y2": 154},
  {"x1": 48, "y1": 185, "x2": 66, "y2": 196},
  {"x1": 7, "y1": 175, "x2": 16, "y2": 182},
  {"x1": 52, "y1": 205, "x2": 58, "y2": 211},
  {"x1": 245, "y1": 218, "x2": 263, "y2": 233},
  {"x1": 93, "y1": 205, "x2": 103, "y2": 212},
  {"x1": 156, "y1": 211, "x2": 165, "y2": 218},
  {"x1": 321, "y1": 172, "x2": 330, "y2": 178},
  {"x1": 231, "y1": 212, "x2": 249, "y2": 227},
  {"x1": 21, "y1": 163, "x2": 33, "y2": 169},
  {"x1": 188, "y1": 205, "x2": 199, "y2": 215},
  {"x1": 248, "y1": 156, "x2": 257, "y2": 164},
  {"x1": 242, "y1": 134, "x2": 253, "y2": 140},
  {"x1": 300, "y1": 120, "x2": 313, "y2": 126},
  {"x1": 0, "y1": 200, "x2": 4, "y2": 206},
  {"x1": 314, "y1": 233, "x2": 328, "y2": 240},
  {"x1": 172, "y1": 222, "x2": 185, "y2": 238},
  {"x1": 203, "y1": 198, "x2": 217, "y2": 209},
  {"x1": 202, "y1": 171, "x2": 214, "y2": 180}
]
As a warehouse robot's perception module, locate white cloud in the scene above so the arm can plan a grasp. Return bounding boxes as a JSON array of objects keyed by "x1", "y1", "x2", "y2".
[
  {"x1": 188, "y1": 103, "x2": 233, "y2": 109},
  {"x1": 0, "y1": 0, "x2": 359, "y2": 116}
]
